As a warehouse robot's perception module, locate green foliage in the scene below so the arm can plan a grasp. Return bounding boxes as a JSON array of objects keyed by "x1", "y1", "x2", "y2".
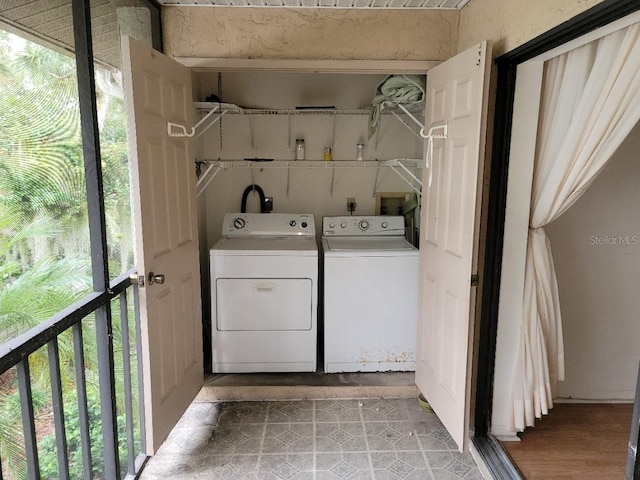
[
  {"x1": 38, "y1": 388, "x2": 131, "y2": 480},
  {"x1": 0, "y1": 256, "x2": 92, "y2": 343},
  {"x1": 0, "y1": 28, "x2": 137, "y2": 479},
  {"x1": 0, "y1": 35, "x2": 84, "y2": 223},
  {"x1": 0, "y1": 382, "x2": 50, "y2": 480}
]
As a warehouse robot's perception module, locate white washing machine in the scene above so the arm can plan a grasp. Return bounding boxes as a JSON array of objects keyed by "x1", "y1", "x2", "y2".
[
  {"x1": 210, "y1": 213, "x2": 317, "y2": 373},
  {"x1": 322, "y1": 216, "x2": 419, "y2": 373}
]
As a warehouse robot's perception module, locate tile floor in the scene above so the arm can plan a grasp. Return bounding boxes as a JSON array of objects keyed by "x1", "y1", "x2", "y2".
[{"x1": 140, "y1": 398, "x2": 483, "y2": 479}]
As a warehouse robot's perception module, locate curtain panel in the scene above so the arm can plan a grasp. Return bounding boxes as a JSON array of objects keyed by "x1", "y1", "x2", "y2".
[{"x1": 512, "y1": 22, "x2": 640, "y2": 431}]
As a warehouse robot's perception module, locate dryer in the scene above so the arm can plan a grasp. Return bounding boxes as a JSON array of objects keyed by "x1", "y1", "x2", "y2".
[
  {"x1": 322, "y1": 216, "x2": 418, "y2": 373},
  {"x1": 210, "y1": 213, "x2": 317, "y2": 373}
]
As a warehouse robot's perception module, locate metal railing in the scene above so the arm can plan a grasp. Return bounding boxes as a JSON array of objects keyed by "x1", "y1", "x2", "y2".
[{"x1": 0, "y1": 269, "x2": 146, "y2": 480}]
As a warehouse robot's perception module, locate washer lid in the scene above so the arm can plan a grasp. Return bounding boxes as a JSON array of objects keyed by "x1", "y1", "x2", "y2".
[
  {"x1": 323, "y1": 237, "x2": 418, "y2": 254},
  {"x1": 212, "y1": 236, "x2": 318, "y2": 256}
]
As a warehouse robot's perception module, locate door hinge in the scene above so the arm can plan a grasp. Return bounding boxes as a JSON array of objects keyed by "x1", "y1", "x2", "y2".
[{"x1": 470, "y1": 274, "x2": 479, "y2": 287}]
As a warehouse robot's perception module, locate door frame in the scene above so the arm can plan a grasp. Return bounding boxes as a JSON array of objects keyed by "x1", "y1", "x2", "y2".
[{"x1": 472, "y1": 0, "x2": 640, "y2": 477}]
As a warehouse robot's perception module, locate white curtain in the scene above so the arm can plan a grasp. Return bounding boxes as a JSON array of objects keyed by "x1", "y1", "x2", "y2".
[{"x1": 512, "y1": 22, "x2": 640, "y2": 431}]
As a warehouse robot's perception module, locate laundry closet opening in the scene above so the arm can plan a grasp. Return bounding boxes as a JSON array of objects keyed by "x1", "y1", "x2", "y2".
[{"x1": 192, "y1": 69, "x2": 426, "y2": 396}]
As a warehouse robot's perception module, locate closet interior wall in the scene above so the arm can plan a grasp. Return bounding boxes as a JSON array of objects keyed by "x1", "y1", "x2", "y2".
[
  {"x1": 545, "y1": 121, "x2": 640, "y2": 401},
  {"x1": 192, "y1": 71, "x2": 424, "y2": 248}
]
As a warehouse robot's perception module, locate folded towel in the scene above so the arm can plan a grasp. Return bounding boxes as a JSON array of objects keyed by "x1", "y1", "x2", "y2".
[{"x1": 369, "y1": 74, "x2": 426, "y2": 139}]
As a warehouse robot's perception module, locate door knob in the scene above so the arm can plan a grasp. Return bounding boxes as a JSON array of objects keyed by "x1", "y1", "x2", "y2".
[
  {"x1": 148, "y1": 272, "x2": 165, "y2": 285},
  {"x1": 129, "y1": 273, "x2": 145, "y2": 287}
]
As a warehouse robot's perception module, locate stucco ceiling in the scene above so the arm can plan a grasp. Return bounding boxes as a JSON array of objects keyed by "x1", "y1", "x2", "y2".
[{"x1": 157, "y1": 0, "x2": 470, "y2": 8}]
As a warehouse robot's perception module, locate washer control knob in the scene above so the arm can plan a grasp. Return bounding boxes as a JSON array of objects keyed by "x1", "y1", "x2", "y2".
[
  {"x1": 301, "y1": 222, "x2": 308, "y2": 228},
  {"x1": 233, "y1": 217, "x2": 246, "y2": 229},
  {"x1": 329, "y1": 222, "x2": 336, "y2": 228},
  {"x1": 341, "y1": 222, "x2": 347, "y2": 228},
  {"x1": 359, "y1": 220, "x2": 369, "y2": 230},
  {"x1": 381, "y1": 222, "x2": 388, "y2": 229},
  {"x1": 289, "y1": 220, "x2": 297, "y2": 227}
]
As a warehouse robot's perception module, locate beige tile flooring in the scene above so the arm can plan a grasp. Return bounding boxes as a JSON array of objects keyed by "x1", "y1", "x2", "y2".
[{"x1": 140, "y1": 398, "x2": 483, "y2": 479}]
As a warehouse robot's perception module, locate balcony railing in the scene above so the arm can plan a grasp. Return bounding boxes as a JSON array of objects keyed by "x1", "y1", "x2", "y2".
[{"x1": 0, "y1": 269, "x2": 146, "y2": 480}]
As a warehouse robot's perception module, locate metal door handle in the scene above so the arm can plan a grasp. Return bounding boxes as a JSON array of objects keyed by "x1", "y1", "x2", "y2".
[
  {"x1": 129, "y1": 273, "x2": 145, "y2": 287},
  {"x1": 148, "y1": 272, "x2": 165, "y2": 285}
]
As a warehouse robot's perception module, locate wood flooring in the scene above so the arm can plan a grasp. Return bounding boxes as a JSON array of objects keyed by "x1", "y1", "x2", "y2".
[{"x1": 501, "y1": 403, "x2": 633, "y2": 479}]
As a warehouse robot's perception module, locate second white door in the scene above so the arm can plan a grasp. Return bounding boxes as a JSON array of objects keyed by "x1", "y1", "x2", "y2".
[{"x1": 416, "y1": 41, "x2": 491, "y2": 452}]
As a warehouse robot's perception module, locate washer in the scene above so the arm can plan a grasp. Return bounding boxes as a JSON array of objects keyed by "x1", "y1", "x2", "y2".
[
  {"x1": 322, "y1": 215, "x2": 418, "y2": 373},
  {"x1": 210, "y1": 213, "x2": 317, "y2": 373}
]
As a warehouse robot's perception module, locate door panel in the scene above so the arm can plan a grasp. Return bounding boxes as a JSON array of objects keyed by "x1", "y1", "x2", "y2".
[
  {"x1": 122, "y1": 36, "x2": 203, "y2": 454},
  {"x1": 416, "y1": 41, "x2": 491, "y2": 452}
]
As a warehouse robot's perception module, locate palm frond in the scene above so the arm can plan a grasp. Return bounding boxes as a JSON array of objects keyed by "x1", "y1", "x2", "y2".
[
  {"x1": 0, "y1": 256, "x2": 91, "y2": 343},
  {"x1": 0, "y1": 216, "x2": 61, "y2": 257},
  {"x1": 0, "y1": 390, "x2": 27, "y2": 480}
]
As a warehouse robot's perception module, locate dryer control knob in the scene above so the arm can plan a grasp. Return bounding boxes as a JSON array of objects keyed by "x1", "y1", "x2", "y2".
[
  {"x1": 381, "y1": 222, "x2": 388, "y2": 228},
  {"x1": 289, "y1": 220, "x2": 297, "y2": 227},
  {"x1": 301, "y1": 222, "x2": 308, "y2": 228},
  {"x1": 359, "y1": 220, "x2": 369, "y2": 230},
  {"x1": 329, "y1": 222, "x2": 336, "y2": 229},
  {"x1": 233, "y1": 217, "x2": 246, "y2": 229},
  {"x1": 340, "y1": 222, "x2": 347, "y2": 228}
]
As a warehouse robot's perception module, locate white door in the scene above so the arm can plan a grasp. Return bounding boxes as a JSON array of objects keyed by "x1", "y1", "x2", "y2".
[
  {"x1": 416, "y1": 41, "x2": 491, "y2": 452},
  {"x1": 122, "y1": 36, "x2": 203, "y2": 454}
]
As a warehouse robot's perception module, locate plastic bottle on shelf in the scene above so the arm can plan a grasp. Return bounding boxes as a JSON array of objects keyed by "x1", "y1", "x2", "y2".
[
  {"x1": 356, "y1": 142, "x2": 365, "y2": 161},
  {"x1": 295, "y1": 138, "x2": 305, "y2": 161},
  {"x1": 323, "y1": 144, "x2": 333, "y2": 161}
]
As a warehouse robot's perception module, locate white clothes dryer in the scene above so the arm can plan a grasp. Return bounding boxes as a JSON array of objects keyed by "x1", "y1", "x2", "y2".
[
  {"x1": 322, "y1": 216, "x2": 418, "y2": 373},
  {"x1": 210, "y1": 213, "x2": 317, "y2": 373}
]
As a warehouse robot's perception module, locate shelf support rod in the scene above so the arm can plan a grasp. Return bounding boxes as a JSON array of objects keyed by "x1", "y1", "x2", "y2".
[
  {"x1": 168, "y1": 105, "x2": 226, "y2": 138},
  {"x1": 331, "y1": 112, "x2": 337, "y2": 147},
  {"x1": 395, "y1": 160, "x2": 423, "y2": 187},
  {"x1": 196, "y1": 162, "x2": 221, "y2": 197},
  {"x1": 286, "y1": 165, "x2": 291, "y2": 197},
  {"x1": 372, "y1": 164, "x2": 380, "y2": 197},
  {"x1": 196, "y1": 109, "x2": 227, "y2": 139},
  {"x1": 395, "y1": 103, "x2": 429, "y2": 139},
  {"x1": 390, "y1": 110, "x2": 423, "y2": 140},
  {"x1": 249, "y1": 115, "x2": 255, "y2": 150},
  {"x1": 388, "y1": 165, "x2": 422, "y2": 196},
  {"x1": 330, "y1": 166, "x2": 335, "y2": 196}
]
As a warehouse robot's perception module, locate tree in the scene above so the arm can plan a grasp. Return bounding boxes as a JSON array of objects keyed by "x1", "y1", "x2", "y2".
[{"x1": 0, "y1": 29, "x2": 138, "y2": 478}]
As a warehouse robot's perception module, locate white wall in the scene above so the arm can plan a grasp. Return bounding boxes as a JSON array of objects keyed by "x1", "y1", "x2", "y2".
[
  {"x1": 546, "y1": 121, "x2": 640, "y2": 401},
  {"x1": 194, "y1": 72, "x2": 423, "y2": 248}
]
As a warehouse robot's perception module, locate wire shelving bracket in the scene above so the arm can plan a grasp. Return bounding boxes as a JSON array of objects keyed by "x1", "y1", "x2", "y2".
[
  {"x1": 168, "y1": 104, "x2": 234, "y2": 139},
  {"x1": 382, "y1": 102, "x2": 430, "y2": 140},
  {"x1": 385, "y1": 159, "x2": 423, "y2": 196}
]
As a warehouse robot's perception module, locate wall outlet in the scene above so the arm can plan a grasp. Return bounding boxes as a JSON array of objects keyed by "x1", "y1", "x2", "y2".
[
  {"x1": 264, "y1": 197, "x2": 274, "y2": 212},
  {"x1": 347, "y1": 197, "x2": 356, "y2": 213}
]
